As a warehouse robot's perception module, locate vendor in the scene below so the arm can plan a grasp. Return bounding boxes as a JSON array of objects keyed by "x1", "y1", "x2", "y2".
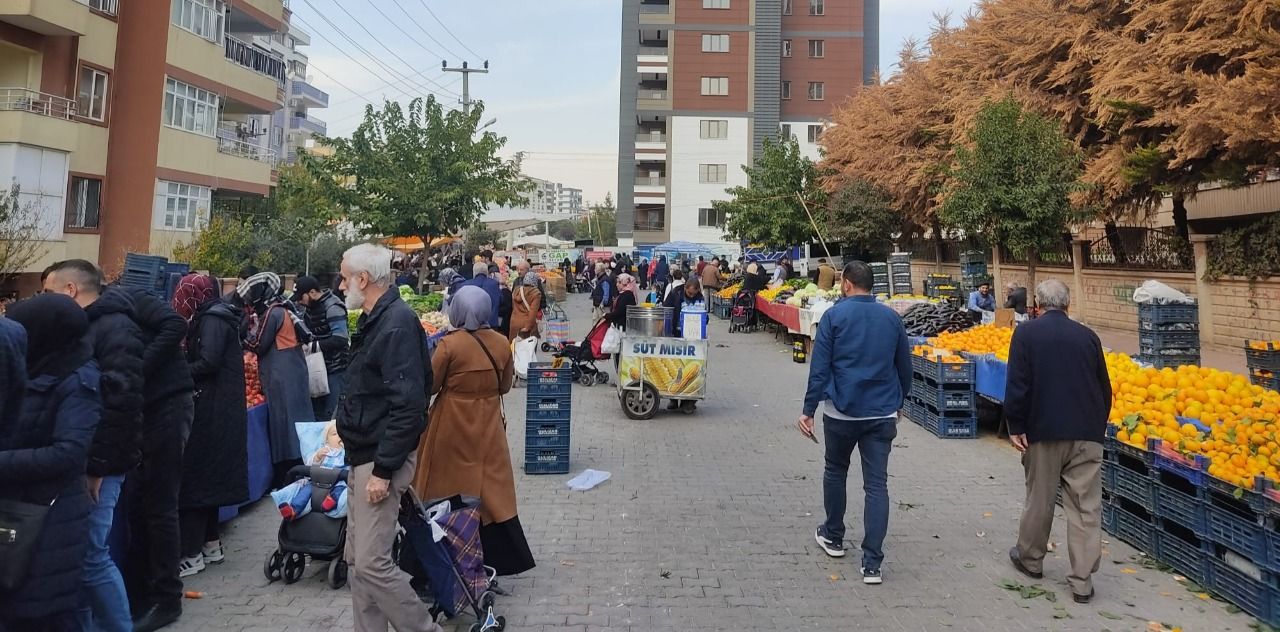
[
  {"x1": 742, "y1": 261, "x2": 768, "y2": 293},
  {"x1": 815, "y1": 259, "x2": 837, "y2": 291},
  {"x1": 1004, "y1": 282, "x2": 1028, "y2": 316},
  {"x1": 966, "y1": 282, "x2": 996, "y2": 323},
  {"x1": 661, "y1": 279, "x2": 703, "y2": 412}
]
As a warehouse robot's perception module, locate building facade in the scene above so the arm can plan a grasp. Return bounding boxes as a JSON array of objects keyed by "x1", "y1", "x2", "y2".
[
  {"x1": 615, "y1": 0, "x2": 878, "y2": 248},
  {"x1": 257, "y1": 21, "x2": 327, "y2": 165},
  {"x1": 557, "y1": 186, "x2": 583, "y2": 215},
  {"x1": 0, "y1": 0, "x2": 291, "y2": 294}
]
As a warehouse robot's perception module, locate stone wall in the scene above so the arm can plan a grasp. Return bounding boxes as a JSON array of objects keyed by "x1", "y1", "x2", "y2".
[{"x1": 1207, "y1": 277, "x2": 1280, "y2": 348}]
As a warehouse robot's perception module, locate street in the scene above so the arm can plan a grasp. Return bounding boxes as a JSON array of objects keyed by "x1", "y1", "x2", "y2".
[{"x1": 174, "y1": 293, "x2": 1256, "y2": 632}]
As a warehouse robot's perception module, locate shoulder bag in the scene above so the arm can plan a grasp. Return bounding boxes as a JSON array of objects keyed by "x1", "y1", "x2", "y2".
[
  {"x1": 0, "y1": 496, "x2": 55, "y2": 590},
  {"x1": 466, "y1": 331, "x2": 507, "y2": 428}
]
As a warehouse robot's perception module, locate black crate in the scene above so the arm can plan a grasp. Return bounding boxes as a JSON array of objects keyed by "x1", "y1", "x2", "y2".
[
  {"x1": 910, "y1": 408, "x2": 977, "y2": 439},
  {"x1": 1112, "y1": 462, "x2": 1156, "y2": 513},
  {"x1": 888, "y1": 253, "x2": 911, "y2": 264},
  {"x1": 524, "y1": 446, "x2": 570, "y2": 475},
  {"x1": 1251, "y1": 372, "x2": 1280, "y2": 392},
  {"x1": 911, "y1": 381, "x2": 976, "y2": 413},
  {"x1": 1246, "y1": 345, "x2": 1280, "y2": 372},
  {"x1": 1154, "y1": 472, "x2": 1208, "y2": 536},
  {"x1": 910, "y1": 355, "x2": 976, "y2": 384},
  {"x1": 959, "y1": 251, "x2": 986, "y2": 265},
  {"x1": 1137, "y1": 302, "x2": 1198, "y2": 325},
  {"x1": 1139, "y1": 344, "x2": 1202, "y2": 358},
  {"x1": 1136, "y1": 354, "x2": 1200, "y2": 369},
  {"x1": 1139, "y1": 320, "x2": 1199, "y2": 332}
]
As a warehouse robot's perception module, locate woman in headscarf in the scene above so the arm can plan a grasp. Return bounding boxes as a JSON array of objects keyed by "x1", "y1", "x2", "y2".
[
  {"x1": 508, "y1": 270, "x2": 543, "y2": 342},
  {"x1": 438, "y1": 267, "x2": 464, "y2": 303},
  {"x1": 651, "y1": 255, "x2": 670, "y2": 298},
  {"x1": 410, "y1": 287, "x2": 535, "y2": 576},
  {"x1": 604, "y1": 273, "x2": 639, "y2": 330},
  {"x1": 172, "y1": 274, "x2": 248, "y2": 577},
  {"x1": 237, "y1": 272, "x2": 314, "y2": 486},
  {"x1": 0, "y1": 295, "x2": 102, "y2": 630}
]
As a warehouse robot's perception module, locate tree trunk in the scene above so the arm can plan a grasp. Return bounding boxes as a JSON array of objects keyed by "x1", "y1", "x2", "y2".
[
  {"x1": 1026, "y1": 248, "x2": 1038, "y2": 313},
  {"x1": 1104, "y1": 220, "x2": 1126, "y2": 266},
  {"x1": 1171, "y1": 193, "x2": 1190, "y2": 242},
  {"x1": 930, "y1": 219, "x2": 944, "y2": 272},
  {"x1": 417, "y1": 234, "x2": 432, "y2": 294}
]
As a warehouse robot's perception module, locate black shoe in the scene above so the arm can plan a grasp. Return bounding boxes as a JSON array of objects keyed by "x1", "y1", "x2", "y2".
[
  {"x1": 133, "y1": 603, "x2": 182, "y2": 632},
  {"x1": 1072, "y1": 588, "x2": 1095, "y2": 604},
  {"x1": 1008, "y1": 546, "x2": 1043, "y2": 580},
  {"x1": 666, "y1": 400, "x2": 681, "y2": 410}
]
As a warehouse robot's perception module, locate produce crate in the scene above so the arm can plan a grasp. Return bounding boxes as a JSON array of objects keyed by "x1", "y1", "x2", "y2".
[
  {"x1": 527, "y1": 395, "x2": 571, "y2": 421},
  {"x1": 959, "y1": 251, "x2": 987, "y2": 265},
  {"x1": 1266, "y1": 529, "x2": 1280, "y2": 575},
  {"x1": 528, "y1": 361, "x2": 572, "y2": 384},
  {"x1": 1246, "y1": 343, "x2": 1280, "y2": 372},
  {"x1": 915, "y1": 410, "x2": 978, "y2": 439},
  {"x1": 1208, "y1": 558, "x2": 1272, "y2": 624},
  {"x1": 713, "y1": 302, "x2": 732, "y2": 319},
  {"x1": 912, "y1": 355, "x2": 976, "y2": 385},
  {"x1": 872, "y1": 284, "x2": 890, "y2": 295},
  {"x1": 1206, "y1": 475, "x2": 1268, "y2": 515},
  {"x1": 1105, "y1": 497, "x2": 1157, "y2": 554},
  {"x1": 910, "y1": 381, "x2": 976, "y2": 412},
  {"x1": 1136, "y1": 354, "x2": 1201, "y2": 369},
  {"x1": 524, "y1": 446, "x2": 570, "y2": 475},
  {"x1": 1250, "y1": 371, "x2": 1280, "y2": 392},
  {"x1": 1154, "y1": 472, "x2": 1208, "y2": 535},
  {"x1": 1156, "y1": 524, "x2": 1210, "y2": 585},
  {"x1": 1105, "y1": 425, "x2": 1154, "y2": 466},
  {"x1": 1137, "y1": 302, "x2": 1199, "y2": 325},
  {"x1": 528, "y1": 379, "x2": 572, "y2": 397},
  {"x1": 1207, "y1": 503, "x2": 1267, "y2": 561},
  {"x1": 1139, "y1": 345, "x2": 1202, "y2": 358},
  {"x1": 525, "y1": 420, "x2": 571, "y2": 449},
  {"x1": 1138, "y1": 330, "x2": 1200, "y2": 350},
  {"x1": 1151, "y1": 439, "x2": 1211, "y2": 486},
  {"x1": 1112, "y1": 462, "x2": 1156, "y2": 513},
  {"x1": 888, "y1": 253, "x2": 911, "y2": 264}
]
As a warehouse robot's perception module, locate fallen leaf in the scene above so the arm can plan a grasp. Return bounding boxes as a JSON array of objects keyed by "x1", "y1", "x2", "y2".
[
  {"x1": 561, "y1": 560, "x2": 575, "y2": 566},
  {"x1": 1052, "y1": 606, "x2": 1071, "y2": 619},
  {"x1": 1099, "y1": 611, "x2": 1122, "y2": 620},
  {"x1": 829, "y1": 574, "x2": 840, "y2": 581},
  {"x1": 963, "y1": 562, "x2": 976, "y2": 569},
  {"x1": 982, "y1": 512, "x2": 993, "y2": 518},
  {"x1": 1195, "y1": 593, "x2": 1210, "y2": 600},
  {"x1": 659, "y1": 570, "x2": 671, "y2": 578},
  {"x1": 976, "y1": 531, "x2": 986, "y2": 538},
  {"x1": 1121, "y1": 568, "x2": 1138, "y2": 574}
]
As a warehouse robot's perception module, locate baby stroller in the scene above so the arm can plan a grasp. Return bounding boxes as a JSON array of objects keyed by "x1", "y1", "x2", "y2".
[
  {"x1": 540, "y1": 303, "x2": 570, "y2": 352},
  {"x1": 263, "y1": 465, "x2": 348, "y2": 588},
  {"x1": 575, "y1": 269, "x2": 594, "y2": 294},
  {"x1": 729, "y1": 290, "x2": 758, "y2": 333},
  {"x1": 399, "y1": 493, "x2": 505, "y2": 632},
  {"x1": 555, "y1": 317, "x2": 612, "y2": 386}
]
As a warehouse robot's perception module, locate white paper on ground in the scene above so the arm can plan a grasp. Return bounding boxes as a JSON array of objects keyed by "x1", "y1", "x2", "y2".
[{"x1": 566, "y1": 469, "x2": 612, "y2": 491}]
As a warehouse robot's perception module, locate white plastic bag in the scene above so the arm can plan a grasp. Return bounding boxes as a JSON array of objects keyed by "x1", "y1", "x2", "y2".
[
  {"x1": 512, "y1": 336, "x2": 539, "y2": 380},
  {"x1": 601, "y1": 325, "x2": 622, "y2": 354},
  {"x1": 1132, "y1": 280, "x2": 1194, "y2": 305},
  {"x1": 305, "y1": 342, "x2": 329, "y2": 398},
  {"x1": 566, "y1": 469, "x2": 612, "y2": 491}
]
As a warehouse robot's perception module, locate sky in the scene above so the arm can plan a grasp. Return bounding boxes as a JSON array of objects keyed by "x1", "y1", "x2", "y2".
[{"x1": 287, "y1": 0, "x2": 980, "y2": 207}]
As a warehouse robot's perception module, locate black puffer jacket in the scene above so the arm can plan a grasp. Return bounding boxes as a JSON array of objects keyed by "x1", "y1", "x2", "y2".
[
  {"x1": 122, "y1": 286, "x2": 194, "y2": 404},
  {"x1": 303, "y1": 290, "x2": 349, "y2": 374},
  {"x1": 84, "y1": 287, "x2": 145, "y2": 477}
]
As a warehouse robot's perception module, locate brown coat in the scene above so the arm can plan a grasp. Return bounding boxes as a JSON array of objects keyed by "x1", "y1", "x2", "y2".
[
  {"x1": 699, "y1": 263, "x2": 721, "y2": 289},
  {"x1": 410, "y1": 329, "x2": 518, "y2": 525},
  {"x1": 508, "y1": 286, "x2": 542, "y2": 342}
]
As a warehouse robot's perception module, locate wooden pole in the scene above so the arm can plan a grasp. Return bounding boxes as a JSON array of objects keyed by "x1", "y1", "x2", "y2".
[{"x1": 797, "y1": 193, "x2": 832, "y2": 260}]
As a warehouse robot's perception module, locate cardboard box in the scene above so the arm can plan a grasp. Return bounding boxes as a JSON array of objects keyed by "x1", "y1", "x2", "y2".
[{"x1": 994, "y1": 308, "x2": 1016, "y2": 328}]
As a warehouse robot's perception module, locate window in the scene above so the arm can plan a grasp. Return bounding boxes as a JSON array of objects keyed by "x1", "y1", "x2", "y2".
[
  {"x1": 807, "y1": 124, "x2": 824, "y2": 143},
  {"x1": 155, "y1": 180, "x2": 211, "y2": 231},
  {"x1": 701, "y1": 34, "x2": 730, "y2": 53},
  {"x1": 783, "y1": 0, "x2": 792, "y2": 14},
  {"x1": 162, "y1": 78, "x2": 219, "y2": 136},
  {"x1": 76, "y1": 66, "x2": 109, "y2": 122},
  {"x1": 809, "y1": 0, "x2": 824, "y2": 15},
  {"x1": 700, "y1": 76, "x2": 728, "y2": 96},
  {"x1": 698, "y1": 164, "x2": 727, "y2": 184},
  {"x1": 66, "y1": 177, "x2": 102, "y2": 230},
  {"x1": 808, "y1": 40, "x2": 825, "y2": 58},
  {"x1": 781, "y1": 80, "x2": 791, "y2": 100},
  {"x1": 703, "y1": 0, "x2": 729, "y2": 7},
  {"x1": 807, "y1": 81, "x2": 825, "y2": 100},
  {"x1": 700, "y1": 120, "x2": 728, "y2": 139},
  {"x1": 781, "y1": 40, "x2": 792, "y2": 57},
  {"x1": 698, "y1": 207, "x2": 727, "y2": 228},
  {"x1": 89, "y1": 0, "x2": 118, "y2": 15},
  {"x1": 171, "y1": 0, "x2": 225, "y2": 43},
  {"x1": 780, "y1": 123, "x2": 792, "y2": 139}
]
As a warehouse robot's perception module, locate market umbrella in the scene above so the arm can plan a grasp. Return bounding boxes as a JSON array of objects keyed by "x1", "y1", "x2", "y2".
[{"x1": 430, "y1": 236, "x2": 458, "y2": 248}]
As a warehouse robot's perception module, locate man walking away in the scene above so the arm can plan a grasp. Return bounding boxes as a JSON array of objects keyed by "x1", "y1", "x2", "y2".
[
  {"x1": 42, "y1": 260, "x2": 145, "y2": 632},
  {"x1": 336, "y1": 244, "x2": 442, "y2": 632},
  {"x1": 797, "y1": 261, "x2": 912, "y2": 585},
  {"x1": 816, "y1": 259, "x2": 837, "y2": 291},
  {"x1": 1006, "y1": 279, "x2": 1111, "y2": 603},
  {"x1": 699, "y1": 257, "x2": 721, "y2": 307},
  {"x1": 461, "y1": 263, "x2": 502, "y2": 329},
  {"x1": 293, "y1": 275, "x2": 350, "y2": 420}
]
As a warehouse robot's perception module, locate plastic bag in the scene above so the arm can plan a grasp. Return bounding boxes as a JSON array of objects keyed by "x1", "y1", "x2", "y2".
[
  {"x1": 305, "y1": 342, "x2": 329, "y2": 397},
  {"x1": 512, "y1": 336, "x2": 539, "y2": 380},
  {"x1": 601, "y1": 325, "x2": 623, "y2": 354},
  {"x1": 566, "y1": 469, "x2": 612, "y2": 491},
  {"x1": 1132, "y1": 280, "x2": 1195, "y2": 305}
]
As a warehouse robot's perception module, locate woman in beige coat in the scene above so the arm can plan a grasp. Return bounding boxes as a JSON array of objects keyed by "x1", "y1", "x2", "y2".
[{"x1": 508, "y1": 271, "x2": 543, "y2": 342}]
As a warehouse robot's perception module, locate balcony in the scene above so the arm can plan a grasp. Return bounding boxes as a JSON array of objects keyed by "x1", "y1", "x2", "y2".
[
  {"x1": 635, "y1": 131, "x2": 666, "y2": 143},
  {"x1": 634, "y1": 214, "x2": 666, "y2": 231},
  {"x1": 639, "y1": 1, "x2": 670, "y2": 14},
  {"x1": 0, "y1": 0, "x2": 88, "y2": 36},
  {"x1": 216, "y1": 136, "x2": 277, "y2": 166},
  {"x1": 635, "y1": 176, "x2": 666, "y2": 186},
  {"x1": 88, "y1": 0, "x2": 117, "y2": 15},
  {"x1": 225, "y1": 35, "x2": 286, "y2": 83},
  {"x1": 0, "y1": 88, "x2": 78, "y2": 152},
  {"x1": 291, "y1": 80, "x2": 329, "y2": 108},
  {"x1": 289, "y1": 114, "x2": 327, "y2": 136}
]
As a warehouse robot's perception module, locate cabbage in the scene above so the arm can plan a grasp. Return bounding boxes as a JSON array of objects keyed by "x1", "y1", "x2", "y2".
[
  {"x1": 805, "y1": 283, "x2": 819, "y2": 293},
  {"x1": 786, "y1": 296, "x2": 803, "y2": 307}
]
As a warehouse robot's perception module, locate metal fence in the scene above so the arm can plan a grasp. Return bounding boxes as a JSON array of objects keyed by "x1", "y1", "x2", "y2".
[{"x1": 1085, "y1": 227, "x2": 1192, "y2": 271}]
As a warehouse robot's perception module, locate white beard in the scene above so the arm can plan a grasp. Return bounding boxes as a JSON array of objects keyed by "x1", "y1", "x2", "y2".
[{"x1": 345, "y1": 284, "x2": 364, "y2": 311}]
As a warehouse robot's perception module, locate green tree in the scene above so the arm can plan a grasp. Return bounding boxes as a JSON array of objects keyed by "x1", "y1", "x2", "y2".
[
  {"x1": 273, "y1": 162, "x2": 343, "y2": 273},
  {"x1": 462, "y1": 221, "x2": 502, "y2": 251},
  {"x1": 172, "y1": 215, "x2": 268, "y2": 277},
  {"x1": 940, "y1": 97, "x2": 1085, "y2": 295},
  {"x1": 823, "y1": 179, "x2": 901, "y2": 257},
  {"x1": 311, "y1": 97, "x2": 527, "y2": 289},
  {"x1": 717, "y1": 137, "x2": 824, "y2": 249},
  {"x1": 576, "y1": 195, "x2": 617, "y2": 246}
]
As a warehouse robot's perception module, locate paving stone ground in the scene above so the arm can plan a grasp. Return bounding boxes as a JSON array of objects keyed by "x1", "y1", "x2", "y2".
[{"x1": 174, "y1": 293, "x2": 1258, "y2": 632}]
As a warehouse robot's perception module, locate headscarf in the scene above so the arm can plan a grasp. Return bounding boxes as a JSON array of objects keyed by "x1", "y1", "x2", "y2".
[
  {"x1": 616, "y1": 273, "x2": 638, "y2": 296},
  {"x1": 522, "y1": 271, "x2": 540, "y2": 289},
  {"x1": 446, "y1": 285, "x2": 491, "y2": 332},
  {"x1": 172, "y1": 273, "x2": 218, "y2": 322},
  {"x1": 7, "y1": 293, "x2": 91, "y2": 378},
  {"x1": 438, "y1": 267, "x2": 463, "y2": 293},
  {"x1": 235, "y1": 271, "x2": 282, "y2": 310}
]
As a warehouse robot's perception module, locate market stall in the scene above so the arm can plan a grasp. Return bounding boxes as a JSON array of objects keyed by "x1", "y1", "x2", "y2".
[{"x1": 754, "y1": 294, "x2": 802, "y2": 334}]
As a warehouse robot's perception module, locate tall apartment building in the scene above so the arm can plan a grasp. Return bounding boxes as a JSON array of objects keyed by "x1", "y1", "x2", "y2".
[
  {"x1": 257, "y1": 21, "x2": 328, "y2": 164},
  {"x1": 615, "y1": 0, "x2": 878, "y2": 248},
  {"x1": 557, "y1": 186, "x2": 583, "y2": 215},
  {"x1": 0, "y1": 0, "x2": 290, "y2": 294}
]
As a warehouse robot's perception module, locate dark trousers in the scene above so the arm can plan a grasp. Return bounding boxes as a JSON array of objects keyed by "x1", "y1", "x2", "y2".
[
  {"x1": 124, "y1": 394, "x2": 192, "y2": 612},
  {"x1": 311, "y1": 370, "x2": 346, "y2": 421},
  {"x1": 178, "y1": 507, "x2": 220, "y2": 559},
  {"x1": 819, "y1": 416, "x2": 896, "y2": 570}
]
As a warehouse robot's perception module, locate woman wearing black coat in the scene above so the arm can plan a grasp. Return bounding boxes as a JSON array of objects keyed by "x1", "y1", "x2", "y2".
[
  {"x1": 0, "y1": 295, "x2": 103, "y2": 630},
  {"x1": 172, "y1": 274, "x2": 248, "y2": 577}
]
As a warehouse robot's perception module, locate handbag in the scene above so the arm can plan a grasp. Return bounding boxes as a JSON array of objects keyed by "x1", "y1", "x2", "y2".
[
  {"x1": 468, "y1": 331, "x2": 508, "y2": 427},
  {"x1": 0, "y1": 496, "x2": 54, "y2": 591},
  {"x1": 305, "y1": 341, "x2": 330, "y2": 398},
  {"x1": 601, "y1": 324, "x2": 623, "y2": 354}
]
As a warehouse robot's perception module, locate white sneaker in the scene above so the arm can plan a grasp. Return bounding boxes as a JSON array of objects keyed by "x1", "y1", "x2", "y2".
[
  {"x1": 202, "y1": 540, "x2": 225, "y2": 564},
  {"x1": 814, "y1": 528, "x2": 846, "y2": 558},
  {"x1": 178, "y1": 555, "x2": 205, "y2": 578}
]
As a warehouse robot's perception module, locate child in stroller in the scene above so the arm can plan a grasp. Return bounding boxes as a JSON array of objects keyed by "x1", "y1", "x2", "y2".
[
  {"x1": 729, "y1": 290, "x2": 759, "y2": 333},
  {"x1": 270, "y1": 421, "x2": 348, "y2": 520},
  {"x1": 263, "y1": 421, "x2": 351, "y2": 589},
  {"x1": 554, "y1": 317, "x2": 612, "y2": 386}
]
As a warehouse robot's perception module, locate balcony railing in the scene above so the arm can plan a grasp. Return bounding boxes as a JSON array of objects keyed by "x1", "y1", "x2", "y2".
[
  {"x1": 217, "y1": 136, "x2": 278, "y2": 166},
  {"x1": 639, "y1": 2, "x2": 671, "y2": 14},
  {"x1": 289, "y1": 114, "x2": 327, "y2": 135},
  {"x1": 291, "y1": 80, "x2": 330, "y2": 107},
  {"x1": 638, "y1": 90, "x2": 667, "y2": 100},
  {"x1": 634, "y1": 218, "x2": 666, "y2": 231},
  {"x1": 638, "y1": 46, "x2": 669, "y2": 56},
  {"x1": 0, "y1": 88, "x2": 76, "y2": 120},
  {"x1": 635, "y1": 176, "x2": 666, "y2": 186},
  {"x1": 225, "y1": 36, "x2": 287, "y2": 83},
  {"x1": 636, "y1": 132, "x2": 666, "y2": 143}
]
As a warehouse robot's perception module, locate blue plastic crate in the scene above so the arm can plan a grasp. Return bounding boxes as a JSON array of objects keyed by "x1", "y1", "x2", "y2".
[
  {"x1": 1113, "y1": 464, "x2": 1156, "y2": 513},
  {"x1": 1151, "y1": 440, "x2": 1210, "y2": 486},
  {"x1": 912, "y1": 357, "x2": 975, "y2": 385},
  {"x1": 527, "y1": 362, "x2": 573, "y2": 386},
  {"x1": 124, "y1": 252, "x2": 166, "y2": 274},
  {"x1": 527, "y1": 394, "x2": 570, "y2": 412},
  {"x1": 910, "y1": 381, "x2": 976, "y2": 413},
  {"x1": 713, "y1": 303, "x2": 731, "y2": 320},
  {"x1": 1105, "y1": 426, "x2": 1154, "y2": 467},
  {"x1": 1138, "y1": 303, "x2": 1199, "y2": 325},
  {"x1": 528, "y1": 380, "x2": 572, "y2": 397},
  {"x1": 525, "y1": 432, "x2": 571, "y2": 450},
  {"x1": 524, "y1": 458, "x2": 570, "y2": 475},
  {"x1": 1156, "y1": 528, "x2": 1209, "y2": 585},
  {"x1": 1266, "y1": 529, "x2": 1280, "y2": 574},
  {"x1": 525, "y1": 420, "x2": 570, "y2": 449},
  {"x1": 1138, "y1": 330, "x2": 1200, "y2": 350},
  {"x1": 1154, "y1": 478, "x2": 1208, "y2": 536},
  {"x1": 1206, "y1": 475, "x2": 1268, "y2": 514},
  {"x1": 1107, "y1": 501, "x2": 1157, "y2": 554},
  {"x1": 1136, "y1": 354, "x2": 1201, "y2": 369},
  {"x1": 918, "y1": 413, "x2": 977, "y2": 439},
  {"x1": 1207, "y1": 504, "x2": 1267, "y2": 560},
  {"x1": 1209, "y1": 558, "x2": 1271, "y2": 623}
]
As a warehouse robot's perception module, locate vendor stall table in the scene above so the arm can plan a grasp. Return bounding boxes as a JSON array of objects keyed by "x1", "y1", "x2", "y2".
[
  {"x1": 754, "y1": 295, "x2": 802, "y2": 334},
  {"x1": 218, "y1": 403, "x2": 275, "y2": 522}
]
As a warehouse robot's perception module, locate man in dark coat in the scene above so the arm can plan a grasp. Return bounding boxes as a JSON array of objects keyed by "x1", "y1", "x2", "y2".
[
  {"x1": 0, "y1": 315, "x2": 24, "y2": 423},
  {"x1": 42, "y1": 262, "x2": 143, "y2": 632},
  {"x1": 460, "y1": 262, "x2": 502, "y2": 329},
  {"x1": 294, "y1": 275, "x2": 350, "y2": 420}
]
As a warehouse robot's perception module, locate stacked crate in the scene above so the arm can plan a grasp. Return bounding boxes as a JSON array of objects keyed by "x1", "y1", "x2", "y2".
[
  {"x1": 524, "y1": 362, "x2": 572, "y2": 474},
  {"x1": 121, "y1": 253, "x2": 168, "y2": 297},
  {"x1": 1246, "y1": 342, "x2": 1280, "y2": 392},
  {"x1": 905, "y1": 354, "x2": 977, "y2": 438},
  {"x1": 870, "y1": 262, "x2": 890, "y2": 295},
  {"x1": 889, "y1": 253, "x2": 912, "y2": 296},
  {"x1": 924, "y1": 273, "x2": 960, "y2": 300},
  {"x1": 1136, "y1": 303, "x2": 1201, "y2": 369},
  {"x1": 959, "y1": 251, "x2": 989, "y2": 294}
]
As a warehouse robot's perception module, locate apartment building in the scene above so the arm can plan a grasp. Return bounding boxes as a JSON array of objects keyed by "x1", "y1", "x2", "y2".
[
  {"x1": 558, "y1": 186, "x2": 583, "y2": 215},
  {"x1": 257, "y1": 21, "x2": 328, "y2": 164},
  {"x1": 0, "y1": 0, "x2": 290, "y2": 294},
  {"x1": 615, "y1": 0, "x2": 878, "y2": 248}
]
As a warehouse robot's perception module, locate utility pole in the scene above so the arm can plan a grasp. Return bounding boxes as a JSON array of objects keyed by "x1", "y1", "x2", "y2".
[{"x1": 441, "y1": 60, "x2": 489, "y2": 114}]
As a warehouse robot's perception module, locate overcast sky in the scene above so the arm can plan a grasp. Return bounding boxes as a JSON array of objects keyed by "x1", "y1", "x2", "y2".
[{"x1": 288, "y1": 0, "x2": 980, "y2": 205}]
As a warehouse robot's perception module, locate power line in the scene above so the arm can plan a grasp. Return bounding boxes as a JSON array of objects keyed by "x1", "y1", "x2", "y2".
[
  {"x1": 291, "y1": 14, "x2": 443, "y2": 104},
  {"x1": 307, "y1": 0, "x2": 460, "y2": 97},
  {"x1": 416, "y1": 0, "x2": 485, "y2": 61},
  {"x1": 387, "y1": 0, "x2": 464, "y2": 61}
]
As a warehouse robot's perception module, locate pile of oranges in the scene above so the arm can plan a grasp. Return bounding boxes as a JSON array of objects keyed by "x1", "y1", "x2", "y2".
[
  {"x1": 933, "y1": 325, "x2": 1015, "y2": 362},
  {"x1": 1247, "y1": 339, "x2": 1280, "y2": 351},
  {"x1": 912, "y1": 344, "x2": 970, "y2": 364}
]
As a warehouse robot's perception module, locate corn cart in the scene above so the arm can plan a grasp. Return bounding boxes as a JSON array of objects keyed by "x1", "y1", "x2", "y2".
[{"x1": 616, "y1": 334, "x2": 708, "y2": 420}]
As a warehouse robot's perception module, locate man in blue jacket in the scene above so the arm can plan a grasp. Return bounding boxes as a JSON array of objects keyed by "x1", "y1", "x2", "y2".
[
  {"x1": 460, "y1": 262, "x2": 501, "y2": 328},
  {"x1": 798, "y1": 261, "x2": 912, "y2": 585}
]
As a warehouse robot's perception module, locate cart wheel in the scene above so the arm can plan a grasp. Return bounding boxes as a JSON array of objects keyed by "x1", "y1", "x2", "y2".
[
  {"x1": 326, "y1": 559, "x2": 348, "y2": 589},
  {"x1": 494, "y1": 615, "x2": 507, "y2": 630},
  {"x1": 578, "y1": 372, "x2": 595, "y2": 387},
  {"x1": 595, "y1": 371, "x2": 610, "y2": 385},
  {"x1": 263, "y1": 550, "x2": 283, "y2": 582},
  {"x1": 541, "y1": 342, "x2": 553, "y2": 352},
  {"x1": 480, "y1": 590, "x2": 496, "y2": 611},
  {"x1": 621, "y1": 383, "x2": 659, "y2": 420},
  {"x1": 282, "y1": 552, "x2": 306, "y2": 584}
]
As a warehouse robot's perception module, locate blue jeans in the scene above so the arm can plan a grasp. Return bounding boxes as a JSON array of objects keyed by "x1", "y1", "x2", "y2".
[
  {"x1": 80, "y1": 474, "x2": 132, "y2": 632},
  {"x1": 819, "y1": 416, "x2": 896, "y2": 570}
]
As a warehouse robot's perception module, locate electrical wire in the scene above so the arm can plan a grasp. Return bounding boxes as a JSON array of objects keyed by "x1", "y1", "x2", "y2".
[
  {"x1": 416, "y1": 0, "x2": 485, "y2": 61},
  {"x1": 290, "y1": 13, "x2": 442, "y2": 104},
  {"x1": 387, "y1": 0, "x2": 464, "y2": 61},
  {"x1": 307, "y1": 0, "x2": 460, "y2": 97}
]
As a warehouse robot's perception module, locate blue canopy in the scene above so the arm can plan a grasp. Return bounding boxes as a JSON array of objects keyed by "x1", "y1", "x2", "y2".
[{"x1": 653, "y1": 241, "x2": 711, "y2": 256}]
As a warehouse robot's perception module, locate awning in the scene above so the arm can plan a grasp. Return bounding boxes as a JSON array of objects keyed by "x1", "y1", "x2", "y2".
[{"x1": 486, "y1": 218, "x2": 544, "y2": 233}]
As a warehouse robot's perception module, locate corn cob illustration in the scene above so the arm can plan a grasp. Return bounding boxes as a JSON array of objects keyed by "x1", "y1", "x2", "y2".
[
  {"x1": 673, "y1": 362, "x2": 702, "y2": 394},
  {"x1": 647, "y1": 358, "x2": 675, "y2": 391}
]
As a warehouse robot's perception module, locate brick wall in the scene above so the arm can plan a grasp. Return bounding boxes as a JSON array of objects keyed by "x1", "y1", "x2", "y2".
[
  {"x1": 1076, "y1": 268, "x2": 1196, "y2": 332},
  {"x1": 1207, "y1": 278, "x2": 1280, "y2": 348}
]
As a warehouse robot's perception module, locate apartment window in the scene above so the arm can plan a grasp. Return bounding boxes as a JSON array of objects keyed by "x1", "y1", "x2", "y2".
[
  {"x1": 780, "y1": 123, "x2": 792, "y2": 139},
  {"x1": 781, "y1": 80, "x2": 791, "y2": 100},
  {"x1": 171, "y1": 0, "x2": 226, "y2": 43},
  {"x1": 700, "y1": 77, "x2": 729, "y2": 96},
  {"x1": 783, "y1": 0, "x2": 793, "y2": 14},
  {"x1": 163, "y1": 78, "x2": 219, "y2": 136},
  {"x1": 89, "y1": 0, "x2": 118, "y2": 15},
  {"x1": 155, "y1": 181, "x2": 211, "y2": 231},
  {"x1": 781, "y1": 40, "x2": 792, "y2": 57},
  {"x1": 808, "y1": 40, "x2": 825, "y2": 58},
  {"x1": 807, "y1": 124, "x2": 824, "y2": 143},
  {"x1": 698, "y1": 164, "x2": 727, "y2": 184},
  {"x1": 702, "y1": 34, "x2": 730, "y2": 53},
  {"x1": 700, "y1": 120, "x2": 728, "y2": 139},
  {"x1": 65, "y1": 177, "x2": 102, "y2": 230},
  {"x1": 809, "y1": 0, "x2": 824, "y2": 15},
  {"x1": 76, "y1": 66, "x2": 109, "y2": 122},
  {"x1": 807, "y1": 81, "x2": 825, "y2": 100},
  {"x1": 703, "y1": 0, "x2": 730, "y2": 8},
  {"x1": 698, "y1": 207, "x2": 728, "y2": 228}
]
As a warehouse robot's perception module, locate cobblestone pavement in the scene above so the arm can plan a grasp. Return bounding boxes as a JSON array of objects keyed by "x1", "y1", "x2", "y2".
[{"x1": 173, "y1": 293, "x2": 1257, "y2": 632}]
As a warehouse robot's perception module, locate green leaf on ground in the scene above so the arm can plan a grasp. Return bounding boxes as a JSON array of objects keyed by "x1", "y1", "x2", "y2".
[
  {"x1": 1052, "y1": 606, "x2": 1071, "y2": 619},
  {"x1": 998, "y1": 579, "x2": 1057, "y2": 603},
  {"x1": 1098, "y1": 611, "x2": 1122, "y2": 620}
]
